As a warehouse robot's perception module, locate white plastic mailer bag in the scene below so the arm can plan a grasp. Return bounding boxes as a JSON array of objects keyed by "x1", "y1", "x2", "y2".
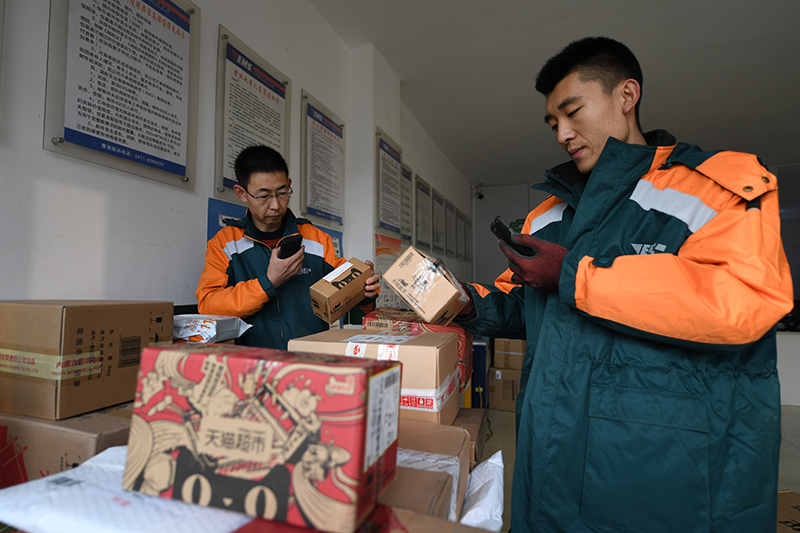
[
  {"x1": 459, "y1": 450, "x2": 504, "y2": 531},
  {"x1": 173, "y1": 314, "x2": 252, "y2": 343}
]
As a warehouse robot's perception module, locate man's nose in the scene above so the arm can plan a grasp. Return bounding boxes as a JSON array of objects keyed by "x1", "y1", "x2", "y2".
[{"x1": 556, "y1": 124, "x2": 575, "y2": 146}]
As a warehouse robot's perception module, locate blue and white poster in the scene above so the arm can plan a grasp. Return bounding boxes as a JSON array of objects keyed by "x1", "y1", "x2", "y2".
[
  {"x1": 377, "y1": 136, "x2": 402, "y2": 234},
  {"x1": 305, "y1": 103, "x2": 344, "y2": 224},
  {"x1": 207, "y1": 197, "x2": 246, "y2": 242},
  {"x1": 64, "y1": 0, "x2": 191, "y2": 176}
]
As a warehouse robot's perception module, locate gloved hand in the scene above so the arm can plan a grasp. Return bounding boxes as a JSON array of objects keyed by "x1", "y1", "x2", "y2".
[{"x1": 499, "y1": 234, "x2": 568, "y2": 291}]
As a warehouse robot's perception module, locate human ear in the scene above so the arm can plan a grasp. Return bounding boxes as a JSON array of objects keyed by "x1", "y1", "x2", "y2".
[
  {"x1": 620, "y1": 79, "x2": 641, "y2": 116},
  {"x1": 233, "y1": 184, "x2": 248, "y2": 202}
]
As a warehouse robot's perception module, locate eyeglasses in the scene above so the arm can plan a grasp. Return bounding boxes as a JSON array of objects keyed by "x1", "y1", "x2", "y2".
[{"x1": 244, "y1": 186, "x2": 293, "y2": 203}]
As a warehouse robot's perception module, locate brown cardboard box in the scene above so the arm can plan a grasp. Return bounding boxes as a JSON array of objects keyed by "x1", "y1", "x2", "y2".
[
  {"x1": 378, "y1": 466, "x2": 453, "y2": 520},
  {"x1": 234, "y1": 504, "x2": 489, "y2": 532},
  {"x1": 452, "y1": 408, "x2": 488, "y2": 471},
  {"x1": 0, "y1": 300, "x2": 173, "y2": 420},
  {"x1": 310, "y1": 258, "x2": 373, "y2": 324},
  {"x1": 382, "y1": 247, "x2": 468, "y2": 325},
  {"x1": 778, "y1": 490, "x2": 800, "y2": 530},
  {"x1": 488, "y1": 367, "x2": 521, "y2": 412},
  {"x1": 0, "y1": 402, "x2": 133, "y2": 489},
  {"x1": 396, "y1": 418, "x2": 471, "y2": 521},
  {"x1": 493, "y1": 337, "x2": 525, "y2": 370},
  {"x1": 123, "y1": 343, "x2": 401, "y2": 533},
  {"x1": 363, "y1": 307, "x2": 473, "y2": 393},
  {"x1": 289, "y1": 329, "x2": 460, "y2": 425}
]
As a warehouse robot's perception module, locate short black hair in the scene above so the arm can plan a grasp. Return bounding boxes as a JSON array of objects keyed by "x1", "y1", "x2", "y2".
[
  {"x1": 535, "y1": 37, "x2": 643, "y2": 128},
  {"x1": 234, "y1": 145, "x2": 289, "y2": 189}
]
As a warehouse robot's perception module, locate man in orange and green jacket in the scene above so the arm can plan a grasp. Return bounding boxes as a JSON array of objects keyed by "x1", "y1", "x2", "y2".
[
  {"x1": 197, "y1": 145, "x2": 380, "y2": 350},
  {"x1": 456, "y1": 37, "x2": 794, "y2": 532}
]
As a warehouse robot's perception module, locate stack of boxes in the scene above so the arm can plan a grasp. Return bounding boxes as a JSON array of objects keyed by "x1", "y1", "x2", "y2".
[
  {"x1": 488, "y1": 338, "x2": 525, "y2": 411},
  {"x1": 0, "y1": 300, "x2": 172, "y2": 489}
]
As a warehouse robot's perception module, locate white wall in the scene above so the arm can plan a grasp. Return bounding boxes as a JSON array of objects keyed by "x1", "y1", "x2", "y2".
[{"x1": 0, "y1": 1, "x2": 472, "y2": 305}]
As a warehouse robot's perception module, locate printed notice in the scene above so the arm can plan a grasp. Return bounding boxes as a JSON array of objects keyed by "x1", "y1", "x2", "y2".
[
  {"x1": 378, "y1": 138, "x2": 402, "y2": 234},
  {"x1": 64, "y1": 0, "x2": 191, "y2": 176},
  {"x1": 432, "y1": 189, "x2": 446, "y2": 253},
  {"x1": 222, "y1": 42, "x2": 287, "y2": 189},
  {"x1": 445, "y1": 200, "x2": 456, "y2": 256},
  {"x1": 415, "y1": 178, "x2": 432, "y2": 250},
  {"x1": 306, "y1": 103, "x2": 344, "y2": 224},
  {"x1": 400, "y1": 166, "x2": 413, "y2": 241}
]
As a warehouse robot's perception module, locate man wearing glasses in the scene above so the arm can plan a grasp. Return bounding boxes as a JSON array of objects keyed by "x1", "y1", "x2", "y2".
[{"x1": 197, "y1": 144, "x2": 380, "y2": 349}]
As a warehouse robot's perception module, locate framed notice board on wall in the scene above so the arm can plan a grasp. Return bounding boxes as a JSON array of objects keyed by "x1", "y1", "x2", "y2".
[{"x1": 43, "y1": 0, "x2": 201, "y2": 190}]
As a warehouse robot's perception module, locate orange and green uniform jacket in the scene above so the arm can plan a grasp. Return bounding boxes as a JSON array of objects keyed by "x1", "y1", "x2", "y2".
[
  {"x1": 197, "y1": 209, "x2": 347, "y2": 350},
  {"x1": 457, "y1": 130, "x2": 794, "y2": 532}
]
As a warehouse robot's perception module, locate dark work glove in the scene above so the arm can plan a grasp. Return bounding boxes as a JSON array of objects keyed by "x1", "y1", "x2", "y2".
[{"x1": 499, "y1": 234, "x2": 568, "y2": 291}]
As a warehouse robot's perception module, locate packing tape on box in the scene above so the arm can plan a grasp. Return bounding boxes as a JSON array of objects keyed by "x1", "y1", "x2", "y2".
[
  {"x1": 0, "y1": 348, "x2": 104, "y2": 380},
  {"x1": 396, "y1": 447, "x2": 460, "y2": 521},
  {"x1": 399, "y1": 369, "x2": 458, "y2": 413}
]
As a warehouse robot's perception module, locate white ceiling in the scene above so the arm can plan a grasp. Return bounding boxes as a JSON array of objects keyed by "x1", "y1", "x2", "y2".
[{"x1": 309, "y1": 0, "x2": 800, "y2": 214}]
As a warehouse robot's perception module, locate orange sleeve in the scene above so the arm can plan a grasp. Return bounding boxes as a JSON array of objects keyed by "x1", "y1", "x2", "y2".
[
  {"x1": 196, "y1": 230, "x2": 271, "y2": 318},
  {"x1": 573, "y1": 186, "x2": 794, "y2": 345}
]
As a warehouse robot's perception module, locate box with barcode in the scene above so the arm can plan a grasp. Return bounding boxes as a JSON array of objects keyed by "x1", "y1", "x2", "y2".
[
  {"x1": 0, "y1": 300, "x2": 172, "y2": 420},
  {"x1": 310, "y1": 258, "x2": 373, "y2": 324},
  {"x1": 123, "y1": 343, "x2": 400, "y2": 533},
  {"x1": 289, "y1": 329, "x2": 459, "y2": 425}
]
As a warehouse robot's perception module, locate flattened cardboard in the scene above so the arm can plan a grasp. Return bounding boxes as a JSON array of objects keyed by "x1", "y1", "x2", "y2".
[
  {"x1": 289, "y1": 329, "x2": 460, "y2": 425},
  {"x1": 397, "y1": 418, "x2": 471, "y2": 520},
  {"x1": 382, "y1": 247, "x2": 468, "y2": 325},
  {"x1": 488, "y1": 367, "x2": 521, "y2": 412},
  {"x1": 378, "y1": 466, "x2": 453, "y2": 520},
  {"x1": 123, "y1": 344, "x2": 401, "y2": 533},
  {"x1": 0, "y1": 403, "x2": 133, "y2": 489},
  {"x1": 451, "y1": 408, "x2": 488, "y2": 471},
  {"x1": 310, "y1": 258, "x2": 373, "y2": 324},
  {"x1": 778, "y1": 490, "x2": 800, "y2": 531},
  {"x1": 0, "y1": 300, "x2": 173, "y2": 420},
  {"x1": 363, "y1": 307, "x2": 473, "y2": 393}
]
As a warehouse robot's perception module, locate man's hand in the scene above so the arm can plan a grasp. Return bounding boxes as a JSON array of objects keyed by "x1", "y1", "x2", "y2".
[
  {"x1": 362, "y1": 260, "x2": 381, "y2": 299},
  {"x1": 499, "y1": 234, "x2": 568, "y2": 291},
  {"x1": 268, "y1": 245, "x2": 305, "y2": 288}
]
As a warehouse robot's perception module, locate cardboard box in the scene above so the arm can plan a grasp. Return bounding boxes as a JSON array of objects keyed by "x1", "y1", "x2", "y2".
[
  {"x1": 233, "y1": 504, "x2": 489, "y2": 532},
  {"x1": 493, "y1": 337, "x2": 525, "y2": 370},
  {"x1": 123, "y1": 344, "x2": 401, "y2": 533},
  {"x1": 451, "y1": 408, "x2": 488, "y2": 471},
  {"x1": 382, "y1": 247, "x2": 469, "y2": 325},
  {"x1": 0, "y1": 300, "x2": 173, "y2": 420},
  {"x1": 488, "y1": 367, "x2": 521, "y2": 412},
  {"x1": 289, "y1": 330, "x2": 460, "y2": 425},
  {"x1": 778, "y1": 490, "x2": 800, "y2": 531},
  {"x1": 0, "y1": 402, "x2": 133, "y2": 489},
  {"x1": 310, "y1": 258, "x2": 373, "y2": 324},
  {"x1": 363, "y1": 307, "x2": 473, "y2": 393},
  {"x1": 396, "y1": 418, "x2": 471, "y2": 521},
  {"x1": 378, "y1": 466, "x2": 453, "y2": 520}
]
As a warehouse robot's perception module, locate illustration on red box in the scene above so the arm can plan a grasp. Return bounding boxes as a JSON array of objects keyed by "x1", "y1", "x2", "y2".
[{"x1": 123, "y1": 345, "x2": 401, "y2": 533}]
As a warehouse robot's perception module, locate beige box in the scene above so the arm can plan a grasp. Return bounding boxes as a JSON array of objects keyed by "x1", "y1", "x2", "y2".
[
  {"x1": 290, "y1": 329, "x2": 460, "y2": 425},
  {"x1": 779, "y1": 490, "x2": 800, "y2": 530},
  {"x1": 493, "y1": 337, "x2": 526, "y2": 370},
  {"x1": 0, "y1": 300, "x2": 173, "y2": 420},
  {"x1": 0, "y1": 402, "x2": 133, "y2": 489},
  {"x1": 310, "y1": 258, "x2": 373, "y2": 324},
  {"x1": 395, "y1": 418, "x2": 471, "y2": 521},
  {"x1": 452, "y1": 407, "x2": 488, "y2": 471},
  {"x1": 382, "y1": 247, "x2": 468, "y2": 325},
  {"x1": 378, "y1": 466, "x2": 453, "y2": 520},
  {"x1": 488, "y1": 367, "x2": 521, "y2": 412}
]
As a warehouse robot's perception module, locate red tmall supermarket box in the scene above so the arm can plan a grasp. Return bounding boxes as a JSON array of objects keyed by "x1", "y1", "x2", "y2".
[{"x1": 122, "y1": 344, "x2": 401, "y2": 533}]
